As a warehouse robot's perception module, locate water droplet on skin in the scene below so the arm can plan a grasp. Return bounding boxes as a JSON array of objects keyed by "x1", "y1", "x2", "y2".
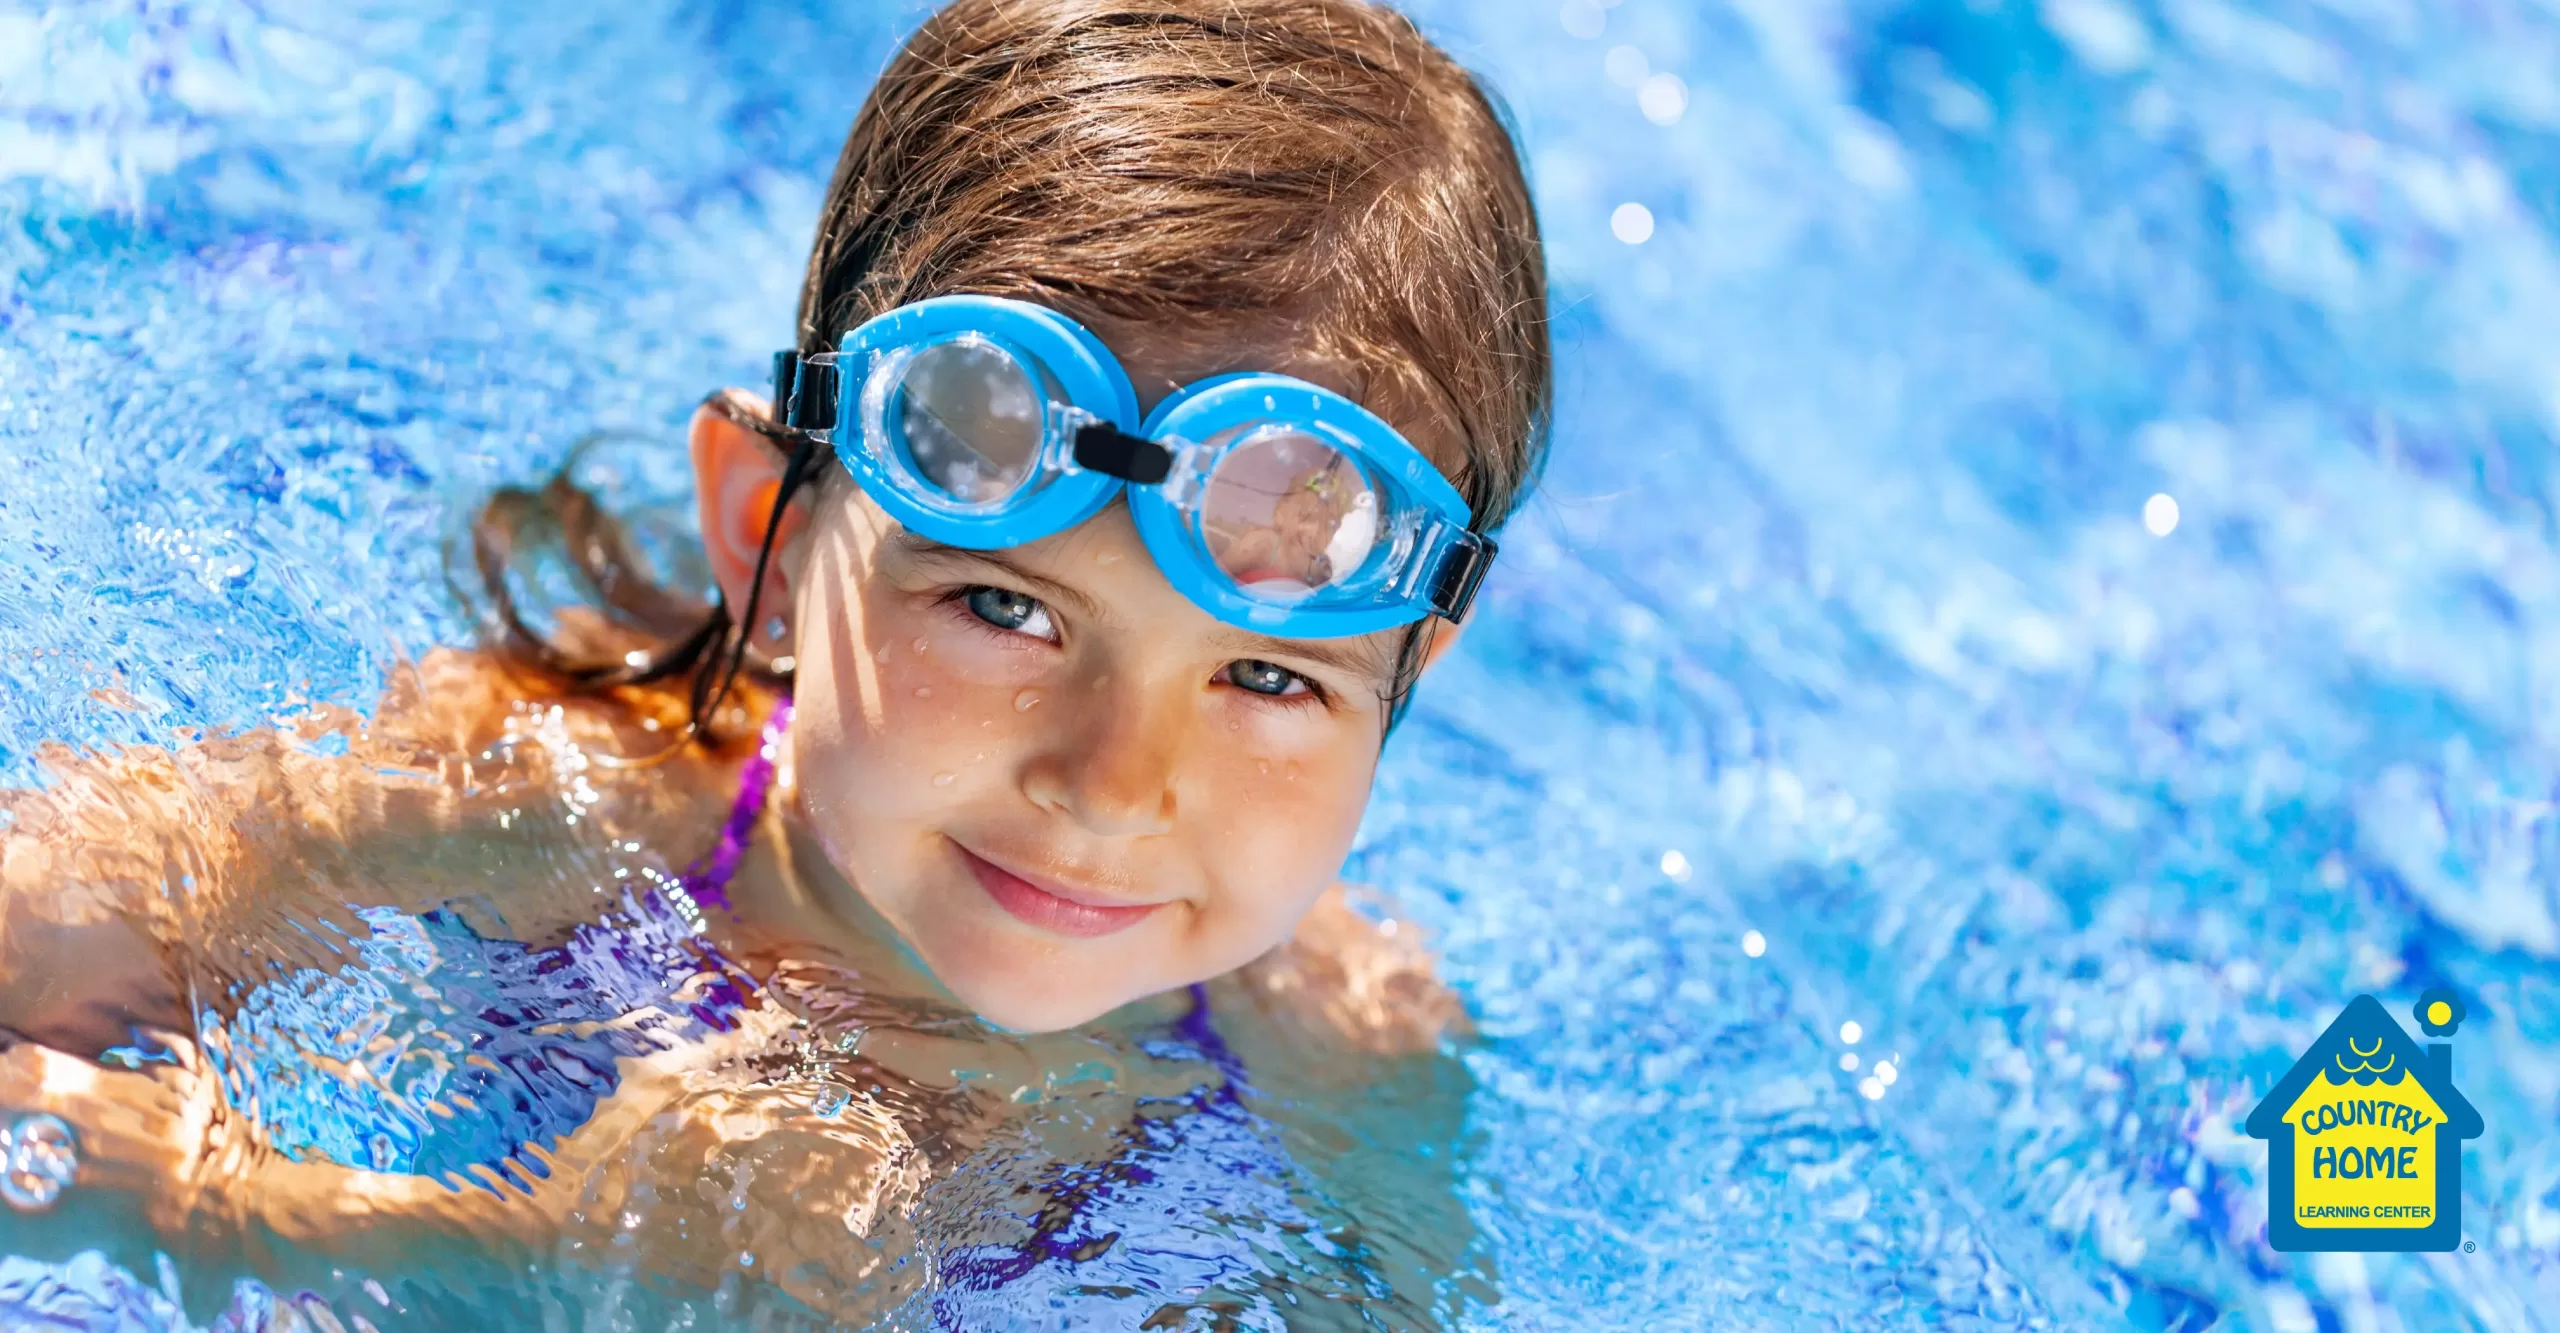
[
  {"x1": 1, "y1": 1113, "x2": 80, "y2": 1212},
  {"x1": 912, "y1": 637, "x2": 930, "y2": 654},
  {"x1": 932, "y1": 772, "x2": 956, "y2": 787},
  {"x1": 875, "y1": 643, "x2": 893, "y2": 662},
  {"x1": 1096, "y1": 552, "x2": 1121, "y2": 565},
  {"x1": 1256, "y1": 760, "x2": 1271, "y2": 774},
  {"x1": 1015, "y1": 690, "x2": 1042, "y2": 711},
  {"x1": 1227, "y1": 718, "x2": 1242, "y2": 731},
  {"x1": 914, "y1": 686, "x2": 932, "y2": 699},
  {"x1": 1283, "y1": 761, "x2": 1302, "y2": 782}
]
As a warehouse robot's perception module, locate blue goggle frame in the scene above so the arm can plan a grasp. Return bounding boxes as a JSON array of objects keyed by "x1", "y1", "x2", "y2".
[{"x1": 770, "y1": 295, "x2": 1495, "y2": 640}]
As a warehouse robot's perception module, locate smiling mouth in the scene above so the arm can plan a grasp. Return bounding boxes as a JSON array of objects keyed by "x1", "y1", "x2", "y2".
[{"x1": 954, "y1": 841, "x2": 1165, "y2": 939}]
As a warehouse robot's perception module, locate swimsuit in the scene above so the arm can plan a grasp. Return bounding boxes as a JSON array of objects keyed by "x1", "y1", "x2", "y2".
[
  {"x1": 193, "y1": 702, "x2": 789, "y2": 1189},
  {"x1": 923, "y1": 987, "x2": 1338, "y2": 1331}
]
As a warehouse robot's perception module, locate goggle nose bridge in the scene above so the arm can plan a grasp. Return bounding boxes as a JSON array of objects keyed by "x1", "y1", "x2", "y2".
[{"x1": 1069, "y1": 420, "x2": 1174, "y2": 485}]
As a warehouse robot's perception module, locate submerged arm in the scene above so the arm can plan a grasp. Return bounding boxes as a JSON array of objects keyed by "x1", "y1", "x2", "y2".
[{"x1": 0, "y1": 647, "x2": 744, "y2": 1047}]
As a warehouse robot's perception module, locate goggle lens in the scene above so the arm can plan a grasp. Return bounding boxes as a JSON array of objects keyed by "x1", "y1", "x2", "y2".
[
  {"x1": 805, "y1": 295, "x2": 1491, "y2": 640},
  {"x1": 1197, "y1": 426, "x2": 1381, "y2": 604},
  {"x1": 894, "y1": 338, "x2": 1043, "y2": 505}
]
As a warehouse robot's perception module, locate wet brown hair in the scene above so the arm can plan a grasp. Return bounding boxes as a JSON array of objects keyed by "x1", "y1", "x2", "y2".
[{"x1": 466, "y1": 0, "x2": 1551, "y2": 744}]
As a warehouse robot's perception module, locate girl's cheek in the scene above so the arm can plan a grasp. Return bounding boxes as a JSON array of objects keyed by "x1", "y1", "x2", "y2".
[
  {"x1": 1194, "y1": 775, "x2": 1367, "y2": 961},
  {"x1": 1211, "y1": 690, "x2": 1374, "y2": 765},
  {"x1": 1194, "y1": 722, "x2": 1375, "y2": 852},
  {"x1": 852, "y1": 600, "x2": 1056, "y2": 772},
  {"x1": 933, "y1": 632, "x2": 1054, "y2": 691},
  {"x1": 900, "y1": 596, "x2": 1055, "y2": 691}
]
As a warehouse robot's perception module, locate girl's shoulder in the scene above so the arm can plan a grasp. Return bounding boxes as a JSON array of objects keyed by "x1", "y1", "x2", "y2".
[
  {"x1": 1, "y1": 644, "x2": 751, "y2": 939},
  {"x1": 1233, "y1": 882, "x2": 1470, "y2": 1060}
]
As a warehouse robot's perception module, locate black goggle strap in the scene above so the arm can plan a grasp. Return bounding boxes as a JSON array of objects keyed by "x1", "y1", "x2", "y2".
[
  {"x1": 1424, "y1": 528, "x2": 1498, "y2": 625},
  {"x1": 1384, "y1": 530, "x2": 1492, "y2": 743},
  {"x1": 693, "y1": 354, "x2": 834, "y2": 728},
  {"x1": 771, "y1": 349, "x2": 839, "y2": 434}
]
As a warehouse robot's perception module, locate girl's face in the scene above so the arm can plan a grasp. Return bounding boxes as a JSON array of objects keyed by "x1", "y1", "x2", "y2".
[{"x1": 692, "y1": 325, "x2": 1458, "y2": 1032}]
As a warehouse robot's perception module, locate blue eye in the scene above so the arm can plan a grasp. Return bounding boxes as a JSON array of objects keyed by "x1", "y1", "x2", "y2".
[
  {"x1": 1225, "y1": 659, "x2": 1307, "y2": 697},
  {"x1": 963, "y1": 586, "x2": 1054, "y2": 638}
]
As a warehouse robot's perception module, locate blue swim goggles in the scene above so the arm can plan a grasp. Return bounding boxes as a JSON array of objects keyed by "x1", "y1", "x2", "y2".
[{"x1": 768, "y1": 295, "x2": 1496, "y2": 639}]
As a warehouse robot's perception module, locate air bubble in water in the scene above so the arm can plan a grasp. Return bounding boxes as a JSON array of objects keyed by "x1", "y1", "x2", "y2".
[{"x1": 1, "y1": 1113, "x2": 81, "y2": 1211}]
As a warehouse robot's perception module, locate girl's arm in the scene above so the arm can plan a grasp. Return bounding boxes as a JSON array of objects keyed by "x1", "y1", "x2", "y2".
[
  {"x1": 0, "y1": 654, "x2": 953, "y2": 1322},
  {"x1": 0, "y1": 647, "x2": 743, "y2": 1048},
  {"x1": 0, "y1": 1014, "x2": 937, "y2": 1320},
  {"x1": 0, "y1": 904, "x2": 183, "y2": 1058}
]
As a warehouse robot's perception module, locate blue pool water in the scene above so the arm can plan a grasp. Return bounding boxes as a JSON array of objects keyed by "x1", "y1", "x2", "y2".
[{"x1": 6, "y1": 0, "x2": 2560, "y2": 1327}]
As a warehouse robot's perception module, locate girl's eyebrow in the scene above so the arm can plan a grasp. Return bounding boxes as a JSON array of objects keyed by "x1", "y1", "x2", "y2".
[
  {"x1": 1206, "y1": 628, "x2": 1389, "y2": 681},
  {"x1": 892, "y1": 532, "x2": 1109, "y2": 623},
  {"x1": 890, "y1": 531, "x2": 1392, "y2": 682}
]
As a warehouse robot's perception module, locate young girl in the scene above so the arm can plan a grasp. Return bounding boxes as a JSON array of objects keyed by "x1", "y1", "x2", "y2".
[{"x1": 0, "y1": 0, "x2": 1548, "y2": 1321}]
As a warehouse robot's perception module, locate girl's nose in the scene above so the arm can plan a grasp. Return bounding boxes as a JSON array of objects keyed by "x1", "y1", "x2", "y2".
[{"x1": 1020, "y1": 675, "x2": 1183, "y2": 838}]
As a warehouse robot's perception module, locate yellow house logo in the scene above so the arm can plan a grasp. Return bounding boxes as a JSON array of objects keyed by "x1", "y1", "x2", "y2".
[{"x1": 2245, "y1": 989, "x2": 2482, "y2": 1252}]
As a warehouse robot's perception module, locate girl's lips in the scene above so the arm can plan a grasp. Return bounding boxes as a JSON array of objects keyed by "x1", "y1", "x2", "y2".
[{"x1": 957, "y1": 843, "x2": 1164, "y2": 939}]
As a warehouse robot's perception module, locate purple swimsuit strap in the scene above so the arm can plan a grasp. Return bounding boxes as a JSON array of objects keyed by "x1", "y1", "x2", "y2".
[{"x1": 678, "y1": 694, "x2": 794, "y2": 915}]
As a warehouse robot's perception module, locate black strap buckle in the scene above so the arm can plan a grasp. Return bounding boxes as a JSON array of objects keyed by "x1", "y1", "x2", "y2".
[
  {"x1": 770, "y1": 350, "x2": 838, "y2": 433},
  {"x1": 1072, "y1": 421, "x2": 1174, "y2": 485},
  {"x1": 1426, "y1": 530, "x2": 1498, "y2": 624}
]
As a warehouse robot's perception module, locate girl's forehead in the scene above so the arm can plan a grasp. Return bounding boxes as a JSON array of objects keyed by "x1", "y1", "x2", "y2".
[
  {"x1": 1099, "y1": 319, "x2": 1345, "y2": 407},
  {"x1": 1094, "y1": 316, "x2": 1466, "y2": 470}
]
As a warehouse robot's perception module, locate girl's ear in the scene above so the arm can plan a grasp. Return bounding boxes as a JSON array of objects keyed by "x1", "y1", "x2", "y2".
[
  {"x1": 1418, "y1": 618, "x2": 1465, "y2": 674},
  {"x1": 689, "y1": 395, "x2": 810, "y2": 639}
]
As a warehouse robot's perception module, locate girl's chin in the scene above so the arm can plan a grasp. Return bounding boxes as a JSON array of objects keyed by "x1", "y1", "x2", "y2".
[
  {"x1": 950, "y1": 979, "x2": 1130, "y2": 1035},
  {"x1": 910, "y1": 927, "x2": 1148, "y2": 1034}
]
